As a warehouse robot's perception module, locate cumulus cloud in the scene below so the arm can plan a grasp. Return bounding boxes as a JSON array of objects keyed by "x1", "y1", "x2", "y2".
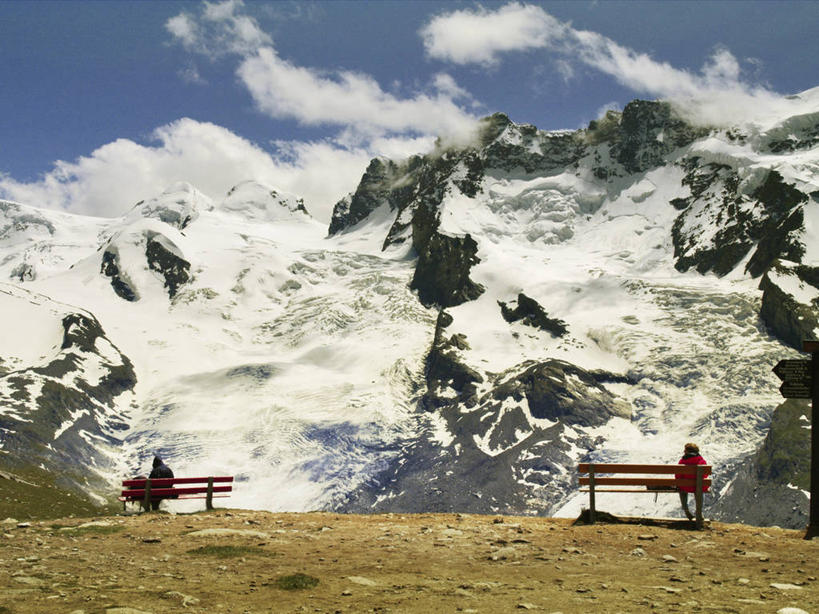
[
  {"x1": 237, "y1": 49, "x2": 477, "y2": 138},
  {"x1": 420, "y1": 3, "x2": 565, "y2": 66},
  {"x1": 421, "y1": 2, "x2": 794, "y2": 125},
  {"x1": 165, "y1": 0, "x2": 272, "y2": 58},
  {"x1": 166, "y1": 1, "x2": 478, "y2": 139},
  {"x1": 0, "y1": 119, "x2": 373, "y2": 222}
]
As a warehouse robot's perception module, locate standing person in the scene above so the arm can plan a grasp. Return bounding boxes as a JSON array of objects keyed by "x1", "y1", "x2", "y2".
[
  {"x1": 148, "y1": 455, "x2": 174, "y2": 511},
  {"x1": 676, "y1": 443, "x2": 709, "y2": 521}
]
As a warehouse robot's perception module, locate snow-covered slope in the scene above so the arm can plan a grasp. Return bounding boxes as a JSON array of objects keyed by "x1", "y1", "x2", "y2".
[{"x1": 1, "y1": 92, "x2": 817, "y2": 526}]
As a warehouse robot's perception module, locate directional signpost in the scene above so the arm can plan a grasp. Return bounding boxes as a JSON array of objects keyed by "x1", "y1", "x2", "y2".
[
  {"x1": 773, "y1": 359, "x2": 812, "y2": 399},
  {"x1": 774, "y1": 341, "x2": 819, "y2": 540}
]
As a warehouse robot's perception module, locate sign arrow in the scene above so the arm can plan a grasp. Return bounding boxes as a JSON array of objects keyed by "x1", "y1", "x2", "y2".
[
  {"x1": 773, "y1": 359, "x2": 811, "y2": 382},
  {"x1": 780, "y1": 381, "x2": 812, "y2": 399}
]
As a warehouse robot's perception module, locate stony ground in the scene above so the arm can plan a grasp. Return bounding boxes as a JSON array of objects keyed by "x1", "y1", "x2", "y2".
[{"x1": 0, "y1": 509, "x2": 817, "y2": 614}]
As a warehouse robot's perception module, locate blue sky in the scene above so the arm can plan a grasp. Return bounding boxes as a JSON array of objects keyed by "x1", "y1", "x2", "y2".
[{"x1": 1, "y1": 1, "x2": 818, "y2": 222}]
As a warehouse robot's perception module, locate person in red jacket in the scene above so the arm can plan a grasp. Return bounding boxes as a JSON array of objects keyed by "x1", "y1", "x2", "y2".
[{"x1": 676, "y1": 443, "x2": 709, "y2": 521}]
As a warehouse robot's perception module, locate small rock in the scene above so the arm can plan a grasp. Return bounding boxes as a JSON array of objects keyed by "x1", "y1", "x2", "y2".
[
  {"x1": 737, "y1": 578, "x2": 750, "y2": 585},
  {"x1": 777, "y1": 608, "x2": 810, "y2": 614},
  {"x1": 14, "y1": 576, "x2": 44, "y2": 586},
  {"x1": 630, "y1": 547, "x2": 646, "y2": 557},
  {"x1": 165, "y1": 591, "x2": 200, "y2": 606},
  {"x1": 341, "y1": 590, "x2": 353, "y2": 596},
  {"x1": 1, "y1": 518, "x2": 18, "y2": 525},
  {"x1": 348, "y1": 576, "x2": 378, "y2": 586},
  {"x1": 516, "y1": 603, "x2": 538, "y2": 610},
  {"x1": 655, "y1": 586, "x2": 682, "y2": 594},
  {"x1": 770, "y1": 583, "x2": 803, "y2": 591},
  {"x1": 142, "y1": 537, "x2": 161, "y2": 544},
  {"x1": 16, "y1": 522, "x2": 31, "y2": 528},
  {"x1": 106, "y1": 609, "x2": 154, "y2": 614},
  {"x1": 662, "y1": 554, "x2": 678, "y2": 563},
  {"x1": 638, "y1": 534, "x2": 658, "y2": 541}
]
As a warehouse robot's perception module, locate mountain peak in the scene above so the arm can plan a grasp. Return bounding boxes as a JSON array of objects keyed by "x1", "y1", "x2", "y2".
[
  {"x1": 218, "y1": 180, "x2": 311, "y2": 222},
  {"x1": 126, "y1": 182, "x2": 213, "y2": 230}
]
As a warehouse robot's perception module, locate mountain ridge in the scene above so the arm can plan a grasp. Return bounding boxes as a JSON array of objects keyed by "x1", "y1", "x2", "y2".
[{"x1": 1, "y1": 92, "x2": 817, "y2": 528}]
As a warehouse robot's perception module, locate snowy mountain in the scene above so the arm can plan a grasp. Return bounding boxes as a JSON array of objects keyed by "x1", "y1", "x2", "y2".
[{"x1": 1, "y1": 91, "x2": 817, "y2": 527}]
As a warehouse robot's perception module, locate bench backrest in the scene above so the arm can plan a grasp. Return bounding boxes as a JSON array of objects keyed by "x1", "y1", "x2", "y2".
[
  {"x1": 578, "y1": 463, "x2": 712, "y2": 489},
  {"x1": 121, "y1": 476, "x2": 233, "y2": 499}
]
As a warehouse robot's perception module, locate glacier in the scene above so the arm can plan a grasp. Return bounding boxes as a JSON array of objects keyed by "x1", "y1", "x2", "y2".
[{"x1": 1, "y1": 92, "x2": 817, "y2": 527}]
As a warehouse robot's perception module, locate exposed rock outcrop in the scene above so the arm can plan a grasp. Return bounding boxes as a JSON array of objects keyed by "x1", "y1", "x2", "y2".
[
  {"x1": 146, "y1": 234, "x2": 190, "y2": 299},
  {"x1": 713, "y1": 400, "x2": 810, "y2": 528},
  {"x1": 759, "y1": 260, "x2": 819, "y2": 349},
  {"x1": 499, "y1": 293, "x2": 568, "y2": 337}
]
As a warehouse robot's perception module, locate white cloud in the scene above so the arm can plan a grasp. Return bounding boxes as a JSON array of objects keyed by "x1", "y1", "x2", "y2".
[
  {"x1": 420, "y1": 2, "x2": 795, "y2": 126},
  {"x1": 420, "y1": 2, "x2": 565, "y2": 66},
  {"x1": 166, "y1": 1, "x2": 479, "y2": 140},
  {"x1": 165, "y1": 0, "x2": 272, "y2": 59},
  {"x1": 0, "y1": 119, "x2": 381, "y2": 223},
  {"x1": 236, "y1": 49, "x2": 477, "y2": 138}
]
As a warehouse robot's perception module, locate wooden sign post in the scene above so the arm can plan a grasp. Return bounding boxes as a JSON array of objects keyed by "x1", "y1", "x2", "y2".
[
  {"x1": 806, "y1": 340, "x2": 819, "y2": 540},
  {"x1": 775, "y1": 341, "x2": 818, "y2": 539}
]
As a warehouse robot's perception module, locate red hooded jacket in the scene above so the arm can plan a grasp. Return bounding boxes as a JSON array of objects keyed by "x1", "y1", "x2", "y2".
[{"x1": 676, "y1": 454, "x2": 709, "y2": 493}]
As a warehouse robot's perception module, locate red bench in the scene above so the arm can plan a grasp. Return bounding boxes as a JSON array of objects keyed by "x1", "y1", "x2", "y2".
[
  {"x1": 578, "y1": 463, "x2": 712, "y2": 528},
  {"x1": 120, "y1": 476, "x2": 234, "y2": 511}
]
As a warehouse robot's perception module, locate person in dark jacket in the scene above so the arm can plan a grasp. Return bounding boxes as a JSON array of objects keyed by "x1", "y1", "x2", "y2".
[
  {"x1": 147, "y1": 456, "x2": 174, "y2": 511},
  {"x1": 676, "y1": 443, "x2": 709, "y2": 520}
]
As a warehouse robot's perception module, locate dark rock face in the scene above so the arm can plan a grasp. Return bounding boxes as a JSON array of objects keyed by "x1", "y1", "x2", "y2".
[
  {"x1": 328, "y1": 157, "x2": 420, "y2": 235},
  {"x1": 146, "y1": 235, "x2": 190, "y2": 299},
  {"x1": 490, "y1": 360, "x2": 630, "y2": 427},
  {"x1": 499, "y1": 293, "x2": 568, "y2": 337},
  {"x1": 340, "y1": 354, "x2": 629, "y2": 515},
  {"x1": 745, "y1": 171, "x2": 808, "y2": 277},
  {"x1": 0, "y1": 310, "x2": 136, "y2": 501},
  {"x1": 481, "y1": 113, "x2": 586, "y2": 175},
  {"x1": 613, "y1": 100, "x2": 706, "y2": 174},
  {"x1": 712, "y1": 400, "x2": 810, "y2": 529},
  {"x1": 410, "y1": 231, "x2": 484, "y2": 309},
  {"x1": 100, "y1": 248, "x2": 137, "y2": 301},
  {"x1": 422, "y1": 311, "x2": 483, "y2": 410},
  {"x1": 672, "y1": 167, "x2": 808, "y2": 278},
  {"x1": 759, "y1": 261, "x2": 819, "y2": 350}
]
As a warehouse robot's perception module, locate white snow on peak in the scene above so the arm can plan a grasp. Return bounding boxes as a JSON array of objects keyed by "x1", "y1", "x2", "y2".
[
  {"x1": 124, "y1": 182, "x2": 213, "y2": 229},
  {"x1": 218, "y1": 180, "x2": 312, "y2": 223}
]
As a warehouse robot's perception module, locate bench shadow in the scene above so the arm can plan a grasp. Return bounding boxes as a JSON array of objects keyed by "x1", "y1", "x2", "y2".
[{"x1": 572, "y1": 509, "x2": 706, "y2": 531}]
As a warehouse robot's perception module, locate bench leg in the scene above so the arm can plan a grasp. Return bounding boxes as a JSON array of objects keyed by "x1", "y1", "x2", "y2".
[
  {"x1": 588, "y1": 464, "x2": 596, "y2": 525},
  {"x1": 695, "y1": 466, "x2": 704, "y2": 529}
]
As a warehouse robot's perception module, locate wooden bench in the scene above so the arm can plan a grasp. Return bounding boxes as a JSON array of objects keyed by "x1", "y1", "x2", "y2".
[
  {"x1": 120, "y1": 476, "x2": 234, "y2": 511},
  {"x1": 578, "y1": 463, "x2": 712, "y2": 529}
]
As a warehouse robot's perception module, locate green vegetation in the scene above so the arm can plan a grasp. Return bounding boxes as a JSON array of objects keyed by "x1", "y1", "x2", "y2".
[
  {"x1": 54, "y1": 524, "x2": 125, "y2": 536},
  {"x1": 273, "y1": 573, "x2": 320, "y2": 591},
  {"x1": 186, "y1": 545, "x2": 278, "y2": 559},
  {"x1": 0, "y1": 463, "x2": 118, "y2": 520}
]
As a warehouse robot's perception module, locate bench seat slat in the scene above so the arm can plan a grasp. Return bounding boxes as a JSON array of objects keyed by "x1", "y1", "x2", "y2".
[
  {"x1": 578, "y1": 463, "x2": 711, "y2": 475},
  {"x1": 121, "y1": 485, "x2": 233, "y2": 498},
  {"x1": 580, "y1": 489, "x2": 682, "y2": 493},
  {"x1": 122, "y1": 476, "x2": 234, "y2": 488},
  {"x1": 579, "y1": 477, "x2": 711, "y2": 487}
]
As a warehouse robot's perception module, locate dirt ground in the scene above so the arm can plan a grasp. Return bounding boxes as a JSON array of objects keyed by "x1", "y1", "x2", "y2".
[{"x1": 0, "y1": 508, "x2": 817, "y2": 614}]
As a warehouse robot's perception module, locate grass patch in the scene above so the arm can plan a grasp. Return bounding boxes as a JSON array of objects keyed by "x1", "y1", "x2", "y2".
[
  {"x1": 186, "y1": 545, "x2": 277, "y2": 559},
  {"x1": 274, "y1": 573, "x2": 320, "y2": 591},
  {"x1": 0, "y1": 607, "x2": 12, "y2": 614},
  {"x1": 57, "y1": 524, "x2": 125, "y2": 536},
  {"x1": 0, "y1": 463, "x2": 119, "y2": 520}
]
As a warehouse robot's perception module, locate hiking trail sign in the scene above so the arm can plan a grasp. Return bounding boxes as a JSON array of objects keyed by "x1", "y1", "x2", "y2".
[
  {"x1": 773, "y1": 341, "x2": 818, "y2": 540},
  {"x1": 773, "y1": 359, "x2": 812, "y2": 399}
]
